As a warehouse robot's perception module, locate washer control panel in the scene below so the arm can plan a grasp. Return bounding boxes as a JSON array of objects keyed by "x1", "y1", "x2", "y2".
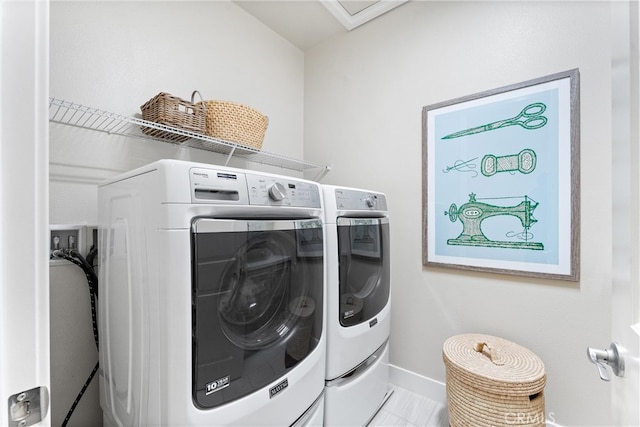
[
  {"x1": 246, "y1": 173, "x2": 321, "y2": 208},
  {"x1": 335, "y1": 188, "x2": 387, "y2": 211},
  {"x1": 189, "y1": 167, "x2": 321, "y2": 208}
]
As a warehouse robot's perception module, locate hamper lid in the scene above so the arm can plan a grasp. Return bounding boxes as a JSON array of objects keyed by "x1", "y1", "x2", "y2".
[{"x1": 443, "y1": 333, "x2": 546, "y2": 395}]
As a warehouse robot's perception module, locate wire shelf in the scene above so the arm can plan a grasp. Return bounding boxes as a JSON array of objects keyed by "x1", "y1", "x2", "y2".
[{"x1": 49, "y1": 97, "x2": 331, "y2": 178}]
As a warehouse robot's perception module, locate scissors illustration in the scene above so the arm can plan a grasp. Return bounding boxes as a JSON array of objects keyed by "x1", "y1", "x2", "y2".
[{"x1": 442, "y1": 102, "x2": 548, "y2": 140}]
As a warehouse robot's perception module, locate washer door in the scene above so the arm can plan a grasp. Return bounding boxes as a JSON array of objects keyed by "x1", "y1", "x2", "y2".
[
  {"x1": 337, "y1": 217, "x2": 390, "y2": 327},
  {"x1": 218, "y1": 231, "x2": 301, "y2": 350},
  {"x1": 191, "y1": 218, "x2": 324, "y2": 409}
]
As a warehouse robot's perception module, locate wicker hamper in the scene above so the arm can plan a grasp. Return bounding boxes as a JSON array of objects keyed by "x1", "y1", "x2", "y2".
[
  {"x1": 140, "y1": 91, "x2": 205, "y2": 142},
  {"x1": 198, "y1": 100, "x2": 268, "y2": 150},
  {"x1": 443, "y1": 334, "x2": 546, "y2": 427}
]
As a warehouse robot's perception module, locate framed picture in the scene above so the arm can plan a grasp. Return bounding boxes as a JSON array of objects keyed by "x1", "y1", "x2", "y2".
[{"x1": 422, "y1": 69, "x2": 580, "y2": 281}]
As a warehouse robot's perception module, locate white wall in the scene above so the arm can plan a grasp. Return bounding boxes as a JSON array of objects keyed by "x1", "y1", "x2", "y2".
[
  {"x1": 304, "y1": 1, "x2": 613, "y2": 425},
  {"x1": 49, "y1": 2, "x2": 305, "y2": 425},
  {"x1": 50, "y1": 0, "x2": 305, "y2": 225}
]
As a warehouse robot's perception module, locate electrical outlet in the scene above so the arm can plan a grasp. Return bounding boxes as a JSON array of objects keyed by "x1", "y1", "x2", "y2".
[
  {"x1": 86, "y1": 226, "x2": 98, "y2": 252},
  {"x1": 50, "y1": 225, "x2": 86, "y2": 265},
  {"x1": 86, "y1": 225, "x2": 99, "y2": 270}
]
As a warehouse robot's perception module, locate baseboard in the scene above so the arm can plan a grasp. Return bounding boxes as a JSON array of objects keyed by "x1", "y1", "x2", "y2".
[{"x1": 387, "y1": 364, "x2": 447, "y2": 406}]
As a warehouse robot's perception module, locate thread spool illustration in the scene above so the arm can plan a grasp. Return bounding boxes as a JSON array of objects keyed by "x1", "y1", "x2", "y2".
[{"x1": 481, "y1": 148, "x2": 537, "y2": 177}]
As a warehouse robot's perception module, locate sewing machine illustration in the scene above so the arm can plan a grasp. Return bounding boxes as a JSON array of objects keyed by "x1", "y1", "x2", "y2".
[{"x1": 444, "y1": 193, "x2": 544, "y2": 250}]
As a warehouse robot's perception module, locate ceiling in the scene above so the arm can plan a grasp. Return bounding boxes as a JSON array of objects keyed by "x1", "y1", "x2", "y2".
[{"x1": 234, "y1": 0, "x2": 409, "y2": 51}]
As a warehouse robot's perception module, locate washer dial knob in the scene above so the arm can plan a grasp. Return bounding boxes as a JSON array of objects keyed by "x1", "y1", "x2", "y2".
[
  {"x1": 268, "y1": 182, "x2": 287, "y2": 201},
  {"x1": 364, "y1": 196, "x2": 375, "y2": 208}
]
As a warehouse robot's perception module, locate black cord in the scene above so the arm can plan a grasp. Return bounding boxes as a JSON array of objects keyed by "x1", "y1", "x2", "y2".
[
  {"x1": 52, "y1": 249, "x2": 99, "y2": 427},
  {"x1": 60, "y1": 362, "x2": 99, "y2": 427},
  {"x1": 52, "y1": 250, "x2": 99, "y2": 350}
]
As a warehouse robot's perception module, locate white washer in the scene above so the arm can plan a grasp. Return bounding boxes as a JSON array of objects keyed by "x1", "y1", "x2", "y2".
[
  {"x1": 98, "y1": 159, "x2": 326, "y2": 426},
  {"x1": 322, "y1": 185, "x2": 391, "y2": 426}
]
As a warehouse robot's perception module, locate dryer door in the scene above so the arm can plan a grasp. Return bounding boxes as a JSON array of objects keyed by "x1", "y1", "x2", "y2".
[
  {"x1": 191, "y1": 218, "x2": 324, "y2": 409},
  {"x1": 337, "y1": 217, "x2": 390, "y2": 327}
]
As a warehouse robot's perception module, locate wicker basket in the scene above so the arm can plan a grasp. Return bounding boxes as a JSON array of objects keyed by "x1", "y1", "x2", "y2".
[
  {"x1": 443, "y1": 334, "x2": 546, "y2": 427},
  {"x1": 140, "y1": 91, "x2": 205, "y2": 142},
  {"x1": 198, "y1": 100, "x2": 268, "y2": 150}
]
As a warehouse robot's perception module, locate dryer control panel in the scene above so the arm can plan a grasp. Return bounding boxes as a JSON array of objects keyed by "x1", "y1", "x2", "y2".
[
  {"x1": 246, "y1": 173, "x2": 321, "y2": 208},
  {"x1": 335, "y1": 188, "x2": 387, "y2": 211}
]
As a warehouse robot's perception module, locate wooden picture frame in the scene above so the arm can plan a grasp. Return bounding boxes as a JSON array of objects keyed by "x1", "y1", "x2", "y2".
[{"x1": 422, "y1": 69, "x2": 580, "y2": 281}]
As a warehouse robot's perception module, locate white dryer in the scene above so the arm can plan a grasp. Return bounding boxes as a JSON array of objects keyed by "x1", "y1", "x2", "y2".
[
  {"x1": 98, "y1": 159, "x2": 326, "y2": 426},
  {"x1": 322, "y1": 185, "x2": 391, "y2": 426}
]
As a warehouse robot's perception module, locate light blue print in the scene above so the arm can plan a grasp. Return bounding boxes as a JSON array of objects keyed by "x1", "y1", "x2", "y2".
[{"x1": 434, "y1": 88, "x2": 560, "y2": 265}]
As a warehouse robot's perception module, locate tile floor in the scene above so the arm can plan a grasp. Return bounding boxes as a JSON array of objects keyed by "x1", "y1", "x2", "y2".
[{"x1": 368, "y1": 386, "x2": 449, "y2": 427}]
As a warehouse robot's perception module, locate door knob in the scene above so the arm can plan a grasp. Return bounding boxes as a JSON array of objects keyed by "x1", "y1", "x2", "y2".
[{"x1": 586, "y1": 342, "x2": 625, "y2": 381}]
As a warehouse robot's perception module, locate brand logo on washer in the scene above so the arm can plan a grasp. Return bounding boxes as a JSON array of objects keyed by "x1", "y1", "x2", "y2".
[
  {"x1": 369, "y1": 317, "x2": 378, "y2": 328},
  {"x1": 193, "y1": 172, "x2": 209, "y2": 178},
  {"x1": 269, "y1": 378, "x2": 288, "y2": 399},
  {"x1": 205, "y1": 376, "x2": 230, "y2": 395}
]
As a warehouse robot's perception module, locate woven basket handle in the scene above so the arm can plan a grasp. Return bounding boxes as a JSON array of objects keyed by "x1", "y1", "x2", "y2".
[
  {"x1": 191, "y1": 90, "x2": 206, "y2": 113},
  {"x1": 474, "y1": 342, "x2": 505, "y2": 366}
]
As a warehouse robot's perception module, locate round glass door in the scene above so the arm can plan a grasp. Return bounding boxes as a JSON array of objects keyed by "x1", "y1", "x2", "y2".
[
  {"x1": 191, "y1": 218, "x2": 324, "y2": 409},
  {"x1": 218, "y1": 231, "x2": 308, "y2": 350},
  {"x1": 337, "y1": 217, "x2": 390, "y2": 327}
]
